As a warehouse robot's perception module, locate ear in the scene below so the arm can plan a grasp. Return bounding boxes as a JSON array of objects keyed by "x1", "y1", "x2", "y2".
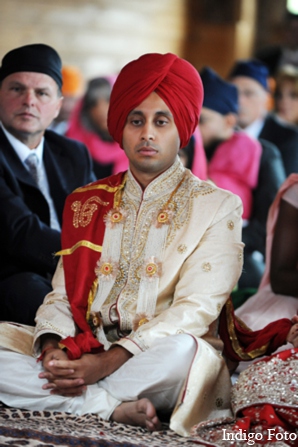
[
  {"x1": 224, "y1": 113, "x2": 237, "y2": 129},
  {"x1": 53, "y1": 95, "x2": 63, "y2": 119}
]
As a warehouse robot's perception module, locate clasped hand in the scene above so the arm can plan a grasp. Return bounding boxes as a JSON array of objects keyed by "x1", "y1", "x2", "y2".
[
  {"x1": 38, "y1": 348, "x2": 104, "y2": 397},
  {"x1": 38, "y1": 345, "x2": 132, "y2": 397}
]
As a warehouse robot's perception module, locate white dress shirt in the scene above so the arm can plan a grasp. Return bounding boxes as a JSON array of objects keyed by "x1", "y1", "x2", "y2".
[{"x1": 242, "y1": 118, "x2": 265, "y2": 139}]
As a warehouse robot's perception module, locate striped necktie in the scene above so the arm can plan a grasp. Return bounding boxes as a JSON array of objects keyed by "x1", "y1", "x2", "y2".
[
  {"x1": 24, "y1": 152, "x2": 60, "y2": 231},
  {"x1": 25, "y1": 152, "x2": 41, "y2": 186}
]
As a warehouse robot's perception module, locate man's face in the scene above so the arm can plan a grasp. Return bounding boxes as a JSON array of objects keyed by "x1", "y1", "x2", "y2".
[
  {"x1": 199, "y1": 107, "x2": 229, "y2": 147},
  {"x1": 122, "y1": 91, "x2": 180, "y2": 186},
  {"x1": 0, "y1": 72, "x2": 62, "y2": 146},
  {"x1": 230, "y1": 76, "x2": 268, "y2": 128}
]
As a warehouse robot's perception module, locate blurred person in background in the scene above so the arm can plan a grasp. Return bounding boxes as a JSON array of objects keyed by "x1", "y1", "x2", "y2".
[
  {"x1": 67, "y1": 76, "x2": 128, "y2": 179},
  {"x1": 229, "y1": 59, "x2": 298, "y2": 176},
  {"x1": 274, "y1": 64, "x2": 298, "y2": 126},
  {"x1": 0, "y1": 44, "x2": 95, "y2": 326},
  {"x1": 49, "y1": 65, "x2": 84, "y2": 135},
  {"x1": 199, "y1": 66, "x2": 264, "y2": 293},
  {"x1": 236, "y1": 173, "x2": 298, "y2": 348},
  {"x1": 176, "y1": 126, "x2": 208, "y2": 181},
  {"x1": 227, "y1": 61, "x2": 287, "y2": 295},
  {"x1": 199, "y1": 66, "x2": 262, "y2": 222}
]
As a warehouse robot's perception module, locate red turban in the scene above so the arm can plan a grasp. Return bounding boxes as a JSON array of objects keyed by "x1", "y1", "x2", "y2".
[{"x1": 107, "y1": 53, "x2": 204, "y2": 149}]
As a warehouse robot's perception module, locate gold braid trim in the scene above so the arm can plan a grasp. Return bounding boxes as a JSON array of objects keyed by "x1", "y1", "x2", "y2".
[
  {"x1": 74, "y1": 174, "x2": 128, "y2": 195},
  {"x1": 225, "y1": 299, "x2": 270, "y2": 360},
  {"x1": 113, "y1": 173, "x2": 127, "y2": 208},
  {"x1": 74, "y1": 184, "x2": 122, "y2": 193},
  {"x1": 86, "y1": 277, "x2": 99, "y2": 321},
  {"x1": 56, "y1": 240, "x2": 102, "y2": 256}
]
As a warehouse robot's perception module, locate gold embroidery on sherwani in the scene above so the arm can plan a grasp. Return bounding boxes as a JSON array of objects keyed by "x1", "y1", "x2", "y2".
[
  {"x1": 71, "y1": 196, "x2": 109, "y2": 228},
  {"x1": 227, "y1": 220, "x2": 234, "y2": 230},
  {"x1": 202, "y1": 262, "x2": 212, "y2": 272},
  {"x1": 177, "y1": 244, "x2": 187, "y2": 254},
  {"x1": 89, "y1": 159, "x2": 217, "y2": 336},
  {"x1": 165, "y1": 174, "x2": 215, "y2": 248}
]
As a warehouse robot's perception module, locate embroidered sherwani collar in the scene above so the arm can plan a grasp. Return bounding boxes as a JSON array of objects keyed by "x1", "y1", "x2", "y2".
[{"x1": 125, "y1": 157, "x2": 186, "y2": 202}]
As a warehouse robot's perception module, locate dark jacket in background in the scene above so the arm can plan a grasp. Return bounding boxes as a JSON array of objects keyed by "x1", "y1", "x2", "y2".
[
  {"x1": 0, "y1": 128, "x2": 96, "y2": 280},
  {"x1": 239, "y1": 139, "x2": 286, "y2": 290},
  {"x1": 259, "y1": 114, "x2": 298, "y2": 176}
]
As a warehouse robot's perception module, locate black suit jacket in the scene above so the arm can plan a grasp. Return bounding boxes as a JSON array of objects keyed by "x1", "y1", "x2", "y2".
[
  {"x1": 0, "y1": 128, "x2": 96, "y2": 280},
  {"x1": 259, "y1": 115, "x2": 298, "y2": 176},
  {"x1": 242, "y1": 139, "x2": 286, "y2": 256}
]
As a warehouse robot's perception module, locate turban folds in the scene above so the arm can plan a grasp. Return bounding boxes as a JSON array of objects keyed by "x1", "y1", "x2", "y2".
[
  {"x1": 108, "y1": 53, "x2": 203, "y2": 148},
  {"x1": 229, "y1": 59, "x2": 269, "y2": 91},
  {"x1": 200, "y1": 66, "x2": 238, "y2": 115}
]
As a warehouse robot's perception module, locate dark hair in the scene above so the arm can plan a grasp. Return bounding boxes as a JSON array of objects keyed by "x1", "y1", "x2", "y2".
[{"x1": 81, "y1": 77, "x2": 112, "y2": 113}]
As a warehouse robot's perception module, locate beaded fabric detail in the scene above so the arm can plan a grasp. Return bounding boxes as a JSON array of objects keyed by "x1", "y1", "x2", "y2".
[{"x1": 232, "y1": 350, "x2": 298, "y2": 414}]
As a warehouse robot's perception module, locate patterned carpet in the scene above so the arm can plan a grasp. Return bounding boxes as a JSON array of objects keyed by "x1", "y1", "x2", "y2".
[
  {"x1": 0, "y1": 403, "x2": 206, "y2": 447},
  {"x1": 0, "y1": 403, "x2": 292, "y2": 447}
]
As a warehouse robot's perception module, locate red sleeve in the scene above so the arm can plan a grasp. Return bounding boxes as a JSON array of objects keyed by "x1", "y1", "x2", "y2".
[{"x1": 219, "y1": 298, "x2": 292, "y2": 362}]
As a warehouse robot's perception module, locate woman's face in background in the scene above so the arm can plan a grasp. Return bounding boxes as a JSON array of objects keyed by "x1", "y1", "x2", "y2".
[{"x1": 275, "y1": 78, "x2": 298, "y2": 125}]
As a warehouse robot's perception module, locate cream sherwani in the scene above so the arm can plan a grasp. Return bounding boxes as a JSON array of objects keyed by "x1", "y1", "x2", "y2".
[{"x1": 0, "y1": 158, "x2": 243, "y2": 436}]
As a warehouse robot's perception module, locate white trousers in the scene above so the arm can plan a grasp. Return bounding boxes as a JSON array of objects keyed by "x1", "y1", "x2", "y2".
[{"x1": 0, "y1": 334, "x2": 196, "y2": 420}]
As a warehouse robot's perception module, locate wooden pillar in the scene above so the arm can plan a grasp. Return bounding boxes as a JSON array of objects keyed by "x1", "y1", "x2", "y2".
[
  {"x1": 182, "y1": 0, "x2": 257, "y2": 77},
  {"x1": 234, "y1": 0, "x2": 257, "y2": 61}
]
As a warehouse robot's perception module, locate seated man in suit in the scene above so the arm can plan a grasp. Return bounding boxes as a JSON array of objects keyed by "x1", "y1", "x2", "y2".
[
  {"x1": 0, "y1": 44, "x2": 96, "y2": 325},
  {"x1": 229, "y1": 59, "x2": 298, "y2": 177}
]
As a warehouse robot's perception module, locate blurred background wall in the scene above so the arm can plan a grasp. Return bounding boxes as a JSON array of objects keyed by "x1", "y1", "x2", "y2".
[{"x1": 0, "y1": 0, "x2": 288, "y2": 81}]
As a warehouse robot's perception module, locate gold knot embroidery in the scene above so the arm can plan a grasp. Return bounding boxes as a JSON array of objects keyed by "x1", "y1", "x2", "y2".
[
  {"x1": 227, "y1": 220, "x2": 234, "y2": 230},
  {"x1": 71, "y1": 196, "x2": 108, "y2": 228},
  {"x1": 202, "y1": 262, "x2": 211, "y2": 272},
  {"x1": 238, "y1": 251, "x2": 243, "y2": 262},
  {"x1": 104, "y1": 207, "x2": 127, "y2": 228},
  {"x1": 99, "y1": 262, "x2": 113, "y2": 275},
  {"x1": 146, "y1": 263, "x2": 158, "y2": 276},
  {"x1": 142, "y1": 256, "x2": 162, "y2": 280},
  {"x1": 177, "y1": 244, "x2": 187, "y2": 254},
  {"x1": 95, "y1": 260, "x2": 119, "y2": 280},
  {"x1": 154, "y1": 208, "x2": 174, "y2": 228},
  {"x1": 157, "y1": 211, "x2": 170, "y2": 224},
  {"x1": 111, "y1": 211, "x2": 122, "y2": 223}
]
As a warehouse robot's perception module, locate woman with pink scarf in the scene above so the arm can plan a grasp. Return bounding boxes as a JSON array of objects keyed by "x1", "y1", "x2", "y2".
[
  {"x1": 236, "y1": 173, "x2": 298, "y2": 341},
  {"x1": 66, "y1": 77, "x2": 129, "y2": 179}
]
